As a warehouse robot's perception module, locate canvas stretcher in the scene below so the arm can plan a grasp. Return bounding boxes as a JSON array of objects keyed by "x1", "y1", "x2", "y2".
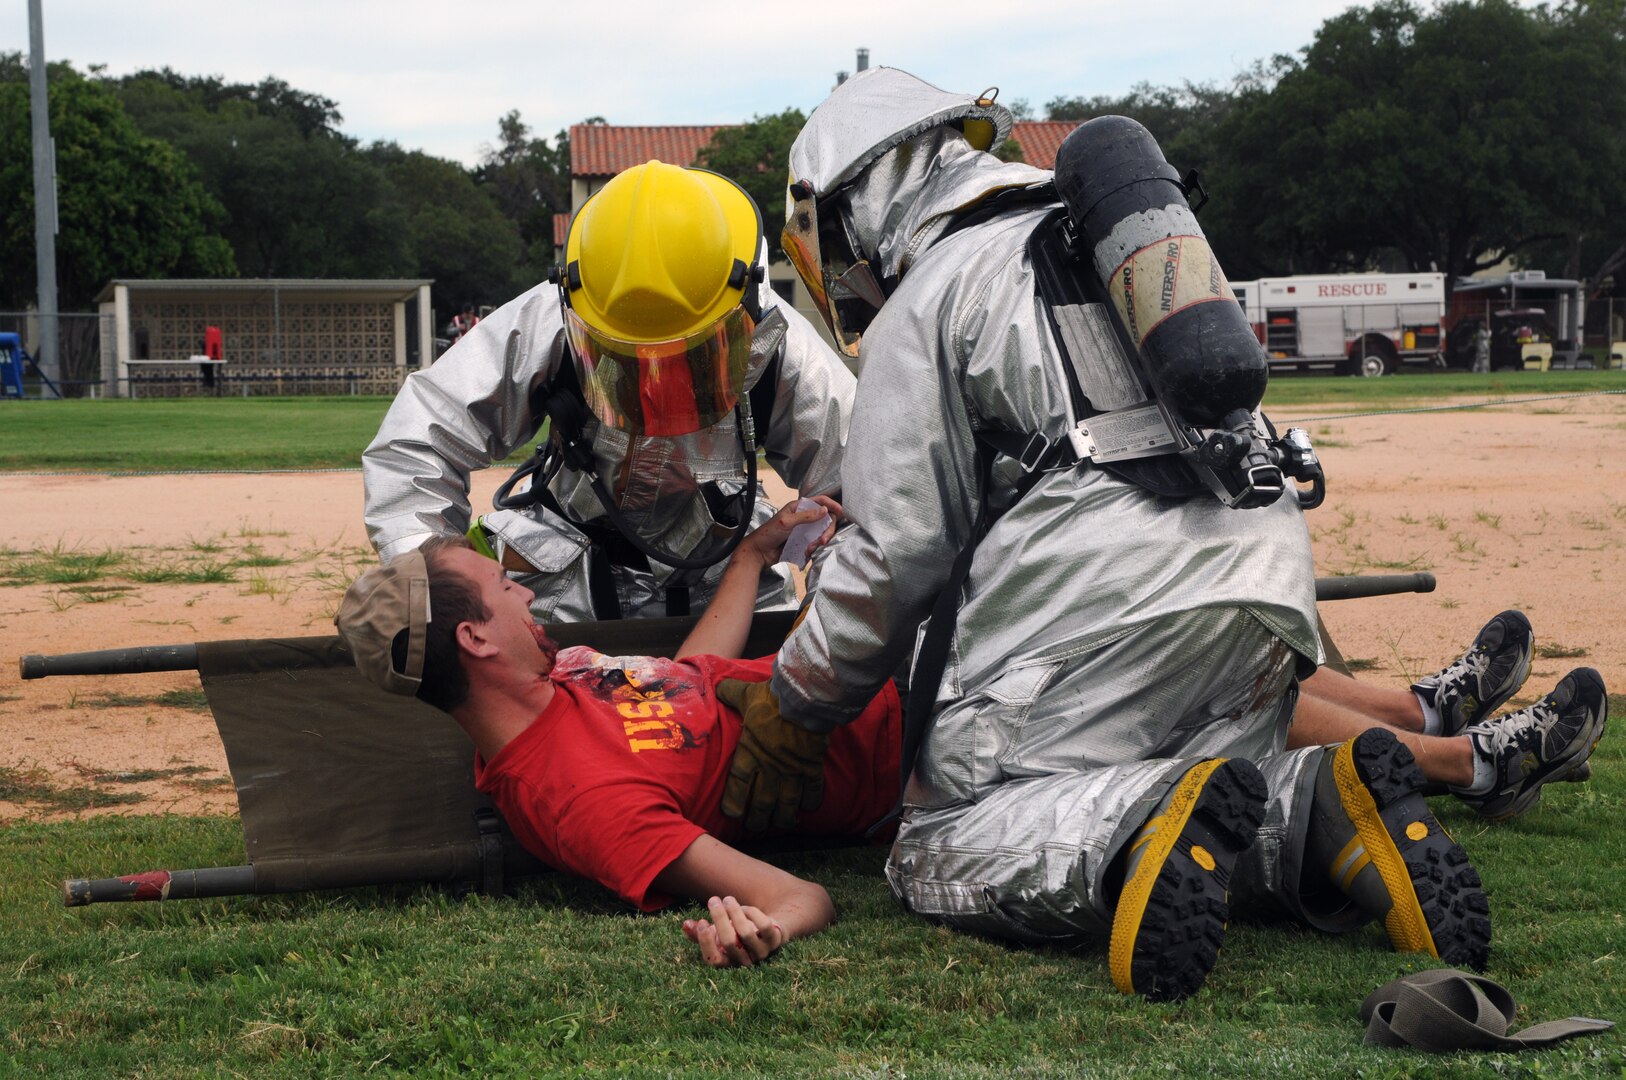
[{"x1": 20, "y1": 573, "x2": 1435, "y2": 907}]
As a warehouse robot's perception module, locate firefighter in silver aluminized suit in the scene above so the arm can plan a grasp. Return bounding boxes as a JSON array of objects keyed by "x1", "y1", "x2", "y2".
[
  {"x1": 718, "y1": 68, "x2": 1491, "y2": 1000},
  {"x1": 363, "y1": 161, "x2": 852, "y2": 623}
]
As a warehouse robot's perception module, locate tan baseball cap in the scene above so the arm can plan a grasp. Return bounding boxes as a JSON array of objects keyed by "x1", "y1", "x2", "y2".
[{"x1": 335, "y1": 549, "x2": 431, "y2": 696}]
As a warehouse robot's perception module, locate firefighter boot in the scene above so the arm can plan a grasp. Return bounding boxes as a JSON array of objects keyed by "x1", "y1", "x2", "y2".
[
  {"x1": 1108, "y1": 758, "x2": 1267, "y2": 1003},
  {"x1": 1307, "y1": 728, "x2": 1492, "y2": 969}
]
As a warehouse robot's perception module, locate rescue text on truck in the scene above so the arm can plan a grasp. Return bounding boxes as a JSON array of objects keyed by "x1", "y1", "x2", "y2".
[{"x1": 1230, "y1": 272, "x2": 1447, "y2": 377}]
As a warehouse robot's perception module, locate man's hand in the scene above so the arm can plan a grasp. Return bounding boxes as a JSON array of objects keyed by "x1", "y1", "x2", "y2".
[
  {"x1": 737, "y1": 495, "x2": 842, "y2": 569},
  {"x1": 716, "y1": 678, "x2": 829, "y2": 832},
  {"x1": 682, "y1": 896, "x2": 786, "y2": 968}
]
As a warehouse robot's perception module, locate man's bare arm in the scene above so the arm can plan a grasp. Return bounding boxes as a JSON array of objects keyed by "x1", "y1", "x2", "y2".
[
  {"x1": 653, "y1": 834, "x2": 837, "y2": 967},
  {"x1": 675, "y1": 496, "x2": 840, "y2": 661}
]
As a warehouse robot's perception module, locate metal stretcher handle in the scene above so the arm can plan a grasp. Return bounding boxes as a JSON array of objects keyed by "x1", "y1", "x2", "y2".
[
  {"x1": 62, "y1": 866, "x2": 255, "y2": 906},
  {"x1": 20, "y1": 643, "x2": 197, "y2": 680},
  {"x1": 1313, "y1": 572, "x2": 1435, "y2": 602}
]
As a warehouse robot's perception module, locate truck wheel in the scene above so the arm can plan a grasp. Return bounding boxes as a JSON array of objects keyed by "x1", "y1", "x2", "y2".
[{"x1": 1347, "y1": 337, "x2": 1396, "y2": 377}]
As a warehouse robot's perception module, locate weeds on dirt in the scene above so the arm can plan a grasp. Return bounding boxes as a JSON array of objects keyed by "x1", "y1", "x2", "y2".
[
  {"x1": 233, "y1": 552, "x2": 291, "y2": 569},
  {"x1": 63, "y1": 584, "x2": 135, "y2": 601},
  {"x1": 128, "y1": 559, "x2": 237, "y2": 584},
  {"x1": 1450, "y1": 533, "x2": 1485, "y2": 558},
  {"x1": 1427, "y1": 513, "x2": 1450, "y2": 531},
  {"x1": 0, "y1": 543, "x2": 126, "y2": 585},
  {"x1": 1538, "y1": 643, "x2": 1591, "y2": 659},
  {"x1": 244, "y1": 570, "x2": 290, "y2": 600},
  {"x1": 176, "y1": 774, "x2": 234, "y2": 791},
  {"x1": 1365, "y1": 555, "x2": 1430, "y2": 571},
  {"x1": 80, "y1": 688, "x2": 209, "y2": 713},
  {"x1": 0, "y1": 535, "x2": 341, "y2": 597},
  {"x1": 1343, "y1": 657, "x2": 1381, "y2": 672},
  {"x1": 1473, "y1": 509, "x2": 1503, "y2": 529},
  {"x1": 0, "y1": 543, "x2": 249, "y2": 589},
  {"x1": 236, "y1": 519, "x2": 291, "y2": 539},
  {"x1": 72, "y1": 764, "x2": 212, "y2": 785},
  {"x1": 0, "y1": 764, "x2": 147, "y2": 811}
]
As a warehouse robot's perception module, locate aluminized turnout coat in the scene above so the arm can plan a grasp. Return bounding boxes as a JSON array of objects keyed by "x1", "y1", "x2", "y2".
[
  {"x1": 771, "y1": 68, "x2": 1336, "y2": 942},
  {"x1": 363, "y1": 280, "x2": 853, "y2": 622}
]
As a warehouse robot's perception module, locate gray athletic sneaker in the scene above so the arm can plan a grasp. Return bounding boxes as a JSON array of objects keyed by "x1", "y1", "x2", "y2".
[
  {"x1": 1412, "y1": 610, "x2": 1534, "y2": 736},
  {"x1": 1455, "y1": 667, "x2": 1608, "y2": 821}
]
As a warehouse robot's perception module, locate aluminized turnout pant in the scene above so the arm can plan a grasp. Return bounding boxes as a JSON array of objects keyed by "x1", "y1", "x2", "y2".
[{"x1": 887, "y1": 607, "x2": 1331, "y2": 944}]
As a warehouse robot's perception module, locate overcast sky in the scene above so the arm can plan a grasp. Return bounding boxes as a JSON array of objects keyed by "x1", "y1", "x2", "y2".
[{"x1": 27, "y1": 0, "x2": 1385, "y2": 165}]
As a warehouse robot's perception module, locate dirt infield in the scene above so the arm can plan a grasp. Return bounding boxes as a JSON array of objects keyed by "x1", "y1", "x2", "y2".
[{"x1": 2, "y1": 394, "x2": 1622, "y2": 822}]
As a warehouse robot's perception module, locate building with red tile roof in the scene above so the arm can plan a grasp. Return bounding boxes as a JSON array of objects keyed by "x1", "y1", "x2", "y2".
[
  {"x1": 568, "y1": 124, "x2": 726, "y2": 212},
  {"x1": 570, "y1": 124, "x2": 725, "y2": 178},
  {"x1": 1007, "y1": 120, "x2": 1081, "y2": 171}
]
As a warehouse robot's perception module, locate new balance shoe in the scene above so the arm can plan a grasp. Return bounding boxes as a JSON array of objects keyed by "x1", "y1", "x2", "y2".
[
  {"x1": 1109, "y1": 758, "x2": 1267, "y2": 1003},
  {"x1": 1307, "y1": 728, "x2": 1491, "y2": 970},
  {"x1": 1455, "y1": 667, "x2": 1608, "y2": 821},
  {"x1": 1412, "y1": 610, "x2": 1534, "y2": 736}
]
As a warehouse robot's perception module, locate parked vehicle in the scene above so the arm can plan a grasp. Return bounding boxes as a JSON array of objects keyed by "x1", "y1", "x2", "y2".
[
  {"x1": 1230, "y1": 272, "x2": 1447, "y2": 376},
  {"x1": 1445, "y1": 271, "x2": 1588, "y2": 369}
]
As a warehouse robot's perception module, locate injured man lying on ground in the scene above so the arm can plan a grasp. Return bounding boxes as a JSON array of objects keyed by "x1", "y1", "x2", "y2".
[
  {"x1": 334, "y1": 499, "x2": 1607, "y2": 980},
  {"x1": 336, "y1": 498, "x2": 897, "y2": 968}
]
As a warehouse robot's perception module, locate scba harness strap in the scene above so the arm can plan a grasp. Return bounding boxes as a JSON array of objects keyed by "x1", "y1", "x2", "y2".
[
  {"x1": 891, "y1": 211, "x2": 1210, "y2": 798},
  {"x1": 493, "y1": 344, "x2": 782, "y2": 620}
]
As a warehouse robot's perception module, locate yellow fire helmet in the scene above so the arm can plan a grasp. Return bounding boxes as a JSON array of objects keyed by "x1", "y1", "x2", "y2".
[{"x1": 560, "y1": 161, "x2": 764, "y2": 437}]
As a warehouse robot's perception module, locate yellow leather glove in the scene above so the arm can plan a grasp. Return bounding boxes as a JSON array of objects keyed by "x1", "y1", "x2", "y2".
[{"x1": 716, "y1": 678, "x2": 829, "y2": 833}]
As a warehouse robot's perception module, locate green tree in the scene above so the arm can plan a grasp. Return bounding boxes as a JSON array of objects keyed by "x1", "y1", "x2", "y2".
[
  {"x1": 368, "y1": 141, "x2": 529, "y2": 307},
  {"x1": 472, "y1": 110, "x2": 571, "y2": 277},
  {"x1": 1514, "y1": 0, "x2": 1626, "y2": 293},
  {"x1": 697, "y1": 108, "x2": 806, "y2": 260},
  {"x1": 113, "y1": 69, "x2": 405, "y2": 278},
  {"x1": 1212, "y1": 0, "x2": 1626, "y2": 291},
  {"x1": 0, "y1": 56, "x2": 235, "y2": 313}
]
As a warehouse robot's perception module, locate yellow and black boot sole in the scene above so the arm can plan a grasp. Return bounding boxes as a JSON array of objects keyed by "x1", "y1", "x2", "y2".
[
  {"x1": 1331, "y1": 728, "x2": 1492, "y2": 970},
  {"x1": 1109, "y1": 757, "x2": 1267, "y2": 1003}
]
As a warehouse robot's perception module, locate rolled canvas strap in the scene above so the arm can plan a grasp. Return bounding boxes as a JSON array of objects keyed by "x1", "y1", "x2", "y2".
[{"x1": 1361, "y1": 968, "x2": 1612, "y2": 1052}]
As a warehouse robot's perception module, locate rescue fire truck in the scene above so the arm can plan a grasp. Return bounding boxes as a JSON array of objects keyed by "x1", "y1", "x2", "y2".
[{"x1": 1230, "y1": 272, "x2": 1447, "y2": 376}]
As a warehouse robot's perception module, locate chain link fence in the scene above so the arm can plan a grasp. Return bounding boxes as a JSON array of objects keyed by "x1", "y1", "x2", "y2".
[{"x1": 1, "y1": 311, "x2": 114, "y2": 398}]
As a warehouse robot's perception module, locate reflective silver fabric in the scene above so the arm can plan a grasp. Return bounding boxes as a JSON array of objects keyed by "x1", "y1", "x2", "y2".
[
  {"x1": 363, "y1": 280, "x2": 854, "y2": 622},
  {"x1": 1233, "y1": 743, "x2": 1368, "y2": 933},
  {"x1": 773, "y1": 71, "x2": 1325, "y2": 943},
  {"x1": 841, "y1": 129, "x2": 1047, "y2": 282},
  {"x1": 889, "y1": 609, "x2": 1302, "y2": 939},
  {"x1": 786, "y1": 67, "x2": 1013, "y2": 197}
]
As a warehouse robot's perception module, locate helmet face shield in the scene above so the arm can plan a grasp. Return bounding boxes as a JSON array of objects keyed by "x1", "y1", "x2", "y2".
[
  {"x1": 563, "y1": 302, "x2": 755, "y2": 437},
  {"x1": 783, "y1": 186, "x2": 886, "y2": 359}
]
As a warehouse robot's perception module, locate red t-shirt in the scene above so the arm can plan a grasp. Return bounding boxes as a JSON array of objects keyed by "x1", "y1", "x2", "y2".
[{"x1": 474, "y1": 648, "x2": 901, "y2": 911}]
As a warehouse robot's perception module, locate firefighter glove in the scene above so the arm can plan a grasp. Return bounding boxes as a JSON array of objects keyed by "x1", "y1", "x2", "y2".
[{"x1": 717, "y1": 678, "x2": 829, "y2": 833}]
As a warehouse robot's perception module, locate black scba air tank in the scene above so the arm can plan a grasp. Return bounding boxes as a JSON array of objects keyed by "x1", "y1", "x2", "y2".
[{"x1": 1054, "y1": 115, "x2": 1265, "y2": 430}]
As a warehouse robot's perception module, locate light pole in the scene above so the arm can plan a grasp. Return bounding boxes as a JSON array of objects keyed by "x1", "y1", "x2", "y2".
[{"x1": 29, "y1": 0, "x2": 61, "y2": 394}]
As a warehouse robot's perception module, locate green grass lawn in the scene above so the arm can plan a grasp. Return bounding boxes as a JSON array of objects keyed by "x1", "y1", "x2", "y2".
[
  {"x1": 0, "y1": 397, "x2": 396, "y2": 471},
  {"x1": 0, "y1": 371, "x2": 1620, "y2": 473},
  {"x1": 1262, "y1": 368, "x2": 1626, "y2": 412},
  {"x1": 2, "y1": 714, "x2": 1622, "y2": 1077}
]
